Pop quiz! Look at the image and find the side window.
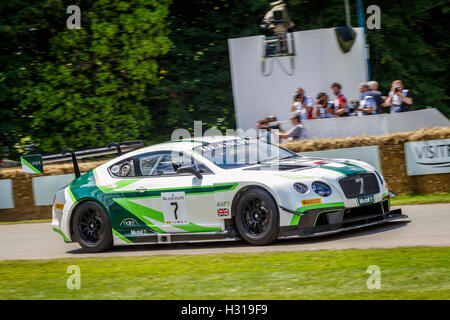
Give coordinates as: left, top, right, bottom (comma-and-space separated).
139, 153, 175, 176
109, 158, 136, 177
135, 151, 212, 177
171, 151, 212, 174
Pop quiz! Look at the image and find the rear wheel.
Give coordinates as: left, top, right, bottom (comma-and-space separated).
235, 188, 279, 245
72, 201, 113, 252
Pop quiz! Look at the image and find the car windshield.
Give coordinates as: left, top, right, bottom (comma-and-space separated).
193, 138, 299, 169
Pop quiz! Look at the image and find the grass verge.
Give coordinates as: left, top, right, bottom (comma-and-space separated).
0, 246, 449, 299
391, 193, 450, 205
0, 219, 51, 225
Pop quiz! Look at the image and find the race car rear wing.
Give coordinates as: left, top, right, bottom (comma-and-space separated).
20, 140, 144, 178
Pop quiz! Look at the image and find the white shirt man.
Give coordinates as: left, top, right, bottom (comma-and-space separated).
293, 96, 313, 120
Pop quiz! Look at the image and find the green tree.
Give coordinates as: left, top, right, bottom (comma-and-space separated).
1, 0, 171, 155
0, 0, 66, 157
145, 0, 268, 143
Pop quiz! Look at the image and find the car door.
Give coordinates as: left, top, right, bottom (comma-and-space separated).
130, 150, 223, 234
102, 156, 156, 239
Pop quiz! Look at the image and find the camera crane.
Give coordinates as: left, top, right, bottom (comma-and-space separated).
260, 0, 296, 76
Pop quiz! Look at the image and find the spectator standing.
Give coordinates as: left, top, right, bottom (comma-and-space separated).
330, 82, 349, 117
291, 87, 313, 120
358, 82, 377, 115
314, 92, 334, 118
384, 80, 413, 113
272, 114, 307, 141
367, 81, 386, 114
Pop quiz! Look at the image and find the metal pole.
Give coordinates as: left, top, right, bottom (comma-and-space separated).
356, 0, 371, 81
345, 0, 351, 27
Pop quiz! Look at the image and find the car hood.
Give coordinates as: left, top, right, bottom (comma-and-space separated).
241, 156, 374, 179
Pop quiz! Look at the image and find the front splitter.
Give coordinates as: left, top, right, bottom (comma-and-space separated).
278, 210, 409, 239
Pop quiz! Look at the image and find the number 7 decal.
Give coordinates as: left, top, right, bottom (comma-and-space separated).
170, 202, 178, 220
161, 192, 188, 225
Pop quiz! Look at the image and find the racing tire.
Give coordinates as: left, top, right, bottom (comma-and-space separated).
72, 201, 113, 253
235, 188, 279, 245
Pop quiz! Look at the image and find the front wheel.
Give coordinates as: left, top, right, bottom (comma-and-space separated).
235, 188, 279, 245
72, 201, 113, 252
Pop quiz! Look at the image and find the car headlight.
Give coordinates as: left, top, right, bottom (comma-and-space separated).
312, 181, 332, 197
293, 183, 308, 194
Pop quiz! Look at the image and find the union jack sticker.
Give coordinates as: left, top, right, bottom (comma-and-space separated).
217, 208, 230, 217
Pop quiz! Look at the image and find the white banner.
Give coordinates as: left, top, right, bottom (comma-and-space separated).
32, 174, 76, 206
0, 179, 14, 210
404, 139, 450, 176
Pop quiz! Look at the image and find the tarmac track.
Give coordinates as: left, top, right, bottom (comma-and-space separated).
0, 204, 449, 260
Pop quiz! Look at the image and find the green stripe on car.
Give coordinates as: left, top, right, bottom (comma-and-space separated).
173, 222, 222, 232
52, 227, 70, 242
314, 210, 342, 227
99, 179, 140, 193
289, 214, 301, 226
296, 202, 345, 214
67, 187, 77, 204
113, 198, 165, 223
319, 163, 366, 176
113, 198, 219, 233
112, 229, 133, 243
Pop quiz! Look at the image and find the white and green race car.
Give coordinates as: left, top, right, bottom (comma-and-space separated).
50, 136, 406, 252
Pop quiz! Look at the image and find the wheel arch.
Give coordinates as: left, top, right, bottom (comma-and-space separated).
231, 184, 280, 219
68, 197, 110, 242
230, 183, 281, 245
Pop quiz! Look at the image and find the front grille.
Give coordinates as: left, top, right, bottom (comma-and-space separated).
338, 173, 379, 199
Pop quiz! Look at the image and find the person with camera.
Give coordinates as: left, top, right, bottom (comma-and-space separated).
272, 114, 307, 141
357, 82, 377, 115
290, 87, 313, 120
314, 92, 334, 118
330, 82, 349, 117
257, 116, 280, 143
384, 80, 413, 113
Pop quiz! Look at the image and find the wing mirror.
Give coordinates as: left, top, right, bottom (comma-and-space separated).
177, 164, 202, 179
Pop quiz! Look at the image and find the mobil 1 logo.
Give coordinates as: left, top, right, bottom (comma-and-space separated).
358, 195, 374, 206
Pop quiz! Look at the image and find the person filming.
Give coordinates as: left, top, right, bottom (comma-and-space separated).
314, 92, 334, 118
384, 80, 413, 113
290, 87, 313, 120
272, 114, 307, 141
